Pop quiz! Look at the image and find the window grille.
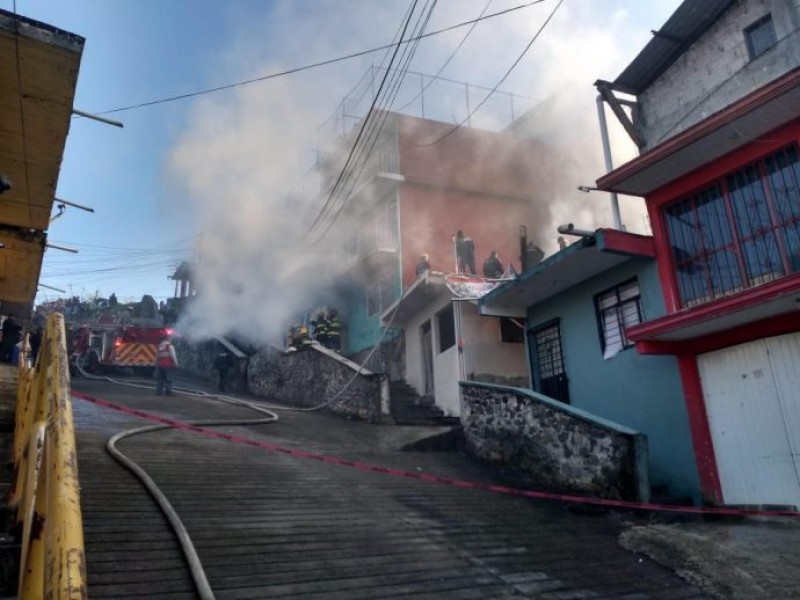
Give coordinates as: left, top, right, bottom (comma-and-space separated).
595, 279, 642, 358
664, 145, 800, 307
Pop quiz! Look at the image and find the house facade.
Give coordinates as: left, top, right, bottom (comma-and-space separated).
323, 112, 554, 358
595, 0, 800, 506
480, 229, 701, 501
382, 271, 527, 417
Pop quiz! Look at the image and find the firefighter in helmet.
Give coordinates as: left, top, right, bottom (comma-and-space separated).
327, 309, 342, 352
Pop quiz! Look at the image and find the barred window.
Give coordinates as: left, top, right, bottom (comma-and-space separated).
664, 145, 800, 307
366, 264, 399, 317
595, 279, 642, 359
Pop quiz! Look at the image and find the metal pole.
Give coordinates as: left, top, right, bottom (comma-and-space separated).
72, 108, 123, 128
596, 95, 623, 230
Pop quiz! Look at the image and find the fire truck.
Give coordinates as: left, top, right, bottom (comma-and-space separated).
71, 295, 171, 375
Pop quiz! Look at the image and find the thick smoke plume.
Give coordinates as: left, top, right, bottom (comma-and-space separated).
166, 0, 679, 344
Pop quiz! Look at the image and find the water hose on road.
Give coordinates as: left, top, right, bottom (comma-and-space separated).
75, 359, 279, 600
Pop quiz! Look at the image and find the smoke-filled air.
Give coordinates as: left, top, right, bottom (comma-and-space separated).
165, 0, 678, 344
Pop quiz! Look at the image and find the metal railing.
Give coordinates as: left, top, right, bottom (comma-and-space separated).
10, 313, 87, 599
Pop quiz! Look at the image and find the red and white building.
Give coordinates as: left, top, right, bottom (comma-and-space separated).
596, 0, 800, 507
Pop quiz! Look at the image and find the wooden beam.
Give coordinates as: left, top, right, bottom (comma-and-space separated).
596, 80, 645, 148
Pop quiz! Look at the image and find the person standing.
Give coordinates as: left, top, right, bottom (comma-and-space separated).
213, 350, 235, 393
455, 230, 476, 275
311, 311, 329, 347
415, 253, 431, 276
327, 310, 342, 352
483, 250, 504, 279
155, 334, 178, 396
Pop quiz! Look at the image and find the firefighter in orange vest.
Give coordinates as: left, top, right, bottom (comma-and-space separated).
156, 334, 178, 396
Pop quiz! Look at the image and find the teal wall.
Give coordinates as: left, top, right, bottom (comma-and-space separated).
526, 258, 700, 501
342, 261, 403, 355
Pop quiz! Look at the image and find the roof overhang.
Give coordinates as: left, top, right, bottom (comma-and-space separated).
479, 229, 655, 313
627, 272, 800, 345
612, 0, 735, 96
0, 10, 84, 318
596, 68, 800, 197
381, 271, 449, 328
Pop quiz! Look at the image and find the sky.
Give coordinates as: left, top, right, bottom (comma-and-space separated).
5, 0, 681, 337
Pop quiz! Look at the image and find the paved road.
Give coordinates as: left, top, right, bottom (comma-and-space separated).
73, 376, 705, 599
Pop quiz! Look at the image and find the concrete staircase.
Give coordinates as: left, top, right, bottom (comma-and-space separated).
389, 380, 460, 426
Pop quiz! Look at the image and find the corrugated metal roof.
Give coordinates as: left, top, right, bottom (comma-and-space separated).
613, 0, 735, 94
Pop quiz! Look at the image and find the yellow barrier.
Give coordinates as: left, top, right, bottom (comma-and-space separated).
11, 313, 87, 599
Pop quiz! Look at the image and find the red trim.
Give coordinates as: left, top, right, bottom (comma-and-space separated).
635, 311, 800, 356
597, 229, 655, 257
648, 120, 800, 207
596, 67, 800, 193
627, 272, 800, 342
676, 355, 723, 504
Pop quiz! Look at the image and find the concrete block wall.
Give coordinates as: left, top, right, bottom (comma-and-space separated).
638, 0, 800, 148
248, 344, 388, 423
461, 381, 649, 502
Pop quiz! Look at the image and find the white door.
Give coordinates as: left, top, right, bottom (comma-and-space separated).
698, 334, 800, 507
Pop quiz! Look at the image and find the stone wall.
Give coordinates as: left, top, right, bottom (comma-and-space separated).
461, 382, 649, 501
173, 338, 248, 393
347, 334, 405, 381
248, 344, 388, 423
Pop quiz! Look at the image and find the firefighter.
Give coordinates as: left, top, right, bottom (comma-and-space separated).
311, 311, 329, 347
327, 310, 342, 352
291, 323, 311, 349
155, 334, 178, 396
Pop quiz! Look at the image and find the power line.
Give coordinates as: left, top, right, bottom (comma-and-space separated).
310, 1, 439, 244
306, 0, 422, 235
309, 0, 435, 240
415, 0, 564, 147
93, 1, 546, 115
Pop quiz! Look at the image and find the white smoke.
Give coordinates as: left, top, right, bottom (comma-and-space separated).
165, 0, 680, 342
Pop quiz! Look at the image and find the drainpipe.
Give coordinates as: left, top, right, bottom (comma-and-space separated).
596, 95, 623, 231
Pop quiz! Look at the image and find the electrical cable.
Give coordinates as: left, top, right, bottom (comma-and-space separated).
307, 0, 421, 235
415, 0, 563, 148
309, 0, 438, 243
93, 1, 547, 116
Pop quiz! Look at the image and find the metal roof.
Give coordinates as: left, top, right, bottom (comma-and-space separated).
0, 9, 84, 317
613, 0, 735, 94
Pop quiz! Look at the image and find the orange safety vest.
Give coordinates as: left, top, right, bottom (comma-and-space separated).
156, 341, 175, 367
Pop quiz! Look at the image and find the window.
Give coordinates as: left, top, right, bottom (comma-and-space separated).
436, 304, 455, 353
500, 317, 524, 344
595, 279, 642, 359
745, 14, 776, 60
663, 145, 800, 307
366, 264, 399, 316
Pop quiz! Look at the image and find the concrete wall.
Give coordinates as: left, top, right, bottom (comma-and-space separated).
638, 0, 800, 149
347, 331, 405, 381
459, 301, 527, 386
248, 344, 387, 423
526, 258, 700, 501
405, 292, 461, 416
461, 382, 649, 501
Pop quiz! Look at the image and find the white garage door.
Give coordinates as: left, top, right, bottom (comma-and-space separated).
698, 332, 800, 507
